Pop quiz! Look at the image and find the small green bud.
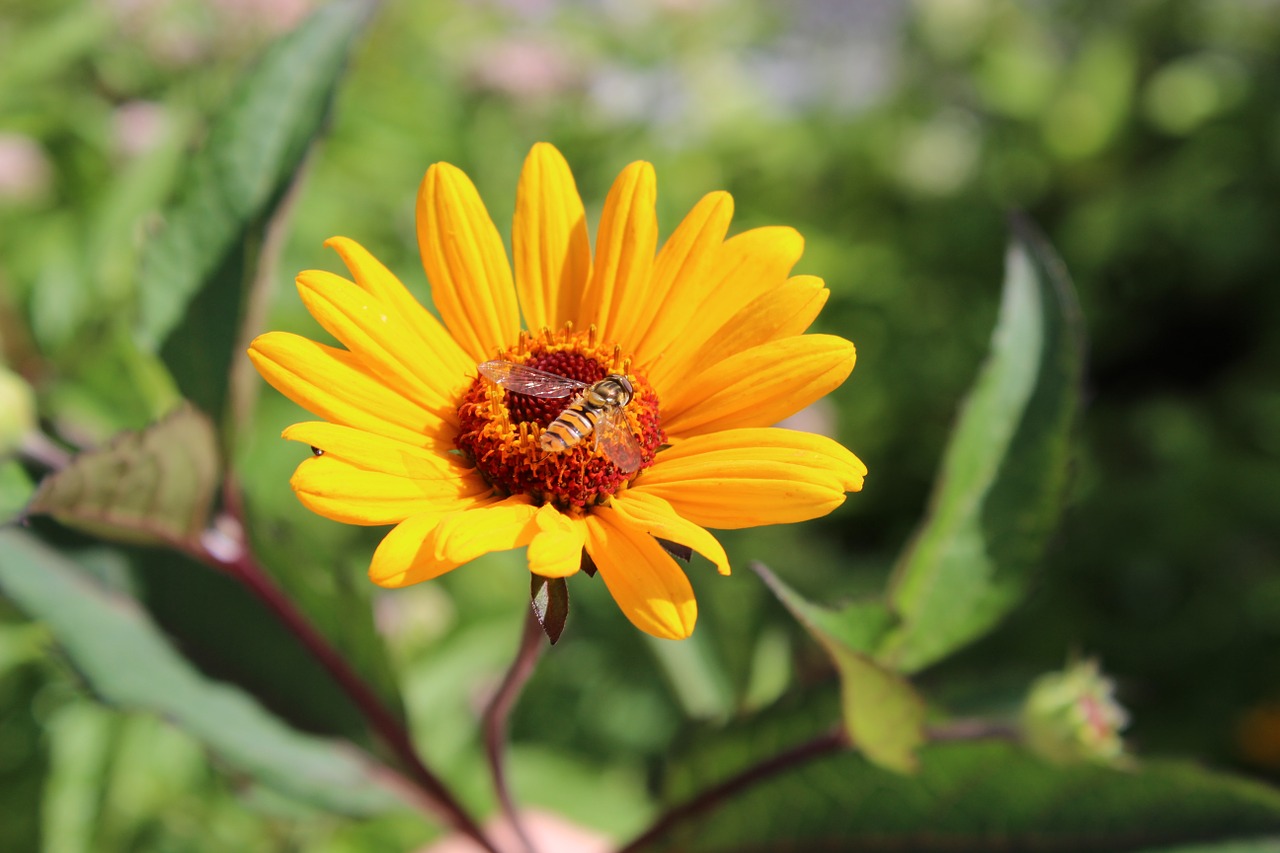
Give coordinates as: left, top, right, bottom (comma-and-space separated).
0, 366, 36, 457
1022, 658, 1129, 765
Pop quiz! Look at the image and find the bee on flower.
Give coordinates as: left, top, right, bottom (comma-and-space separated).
477, 360, 644, 473
248, 143, 865, 640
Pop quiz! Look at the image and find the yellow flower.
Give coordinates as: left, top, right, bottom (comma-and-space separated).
248, 143, 865, 640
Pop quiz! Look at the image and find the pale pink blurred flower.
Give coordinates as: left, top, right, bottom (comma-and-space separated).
113, 100, 169, 160
421, 810, 610, 853
653, 0, 719, 12
0, 133, 52, 204
488, 0, 559, 18
102, 0, 312, 65
213, 0, 312, 36
467, 37, 580, 99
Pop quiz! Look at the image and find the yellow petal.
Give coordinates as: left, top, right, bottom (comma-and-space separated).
513, 143, 592, 332
630, 191, 733, 367
323, 236, 474, 382
609, 490, 731, 576
282, 421, 462, 470
427, 497, 538, 560
662, 335, 856, 438
632, 427, 867, 529
651, 427, 867, 487
366, 491, 524, 584
295, 270, 461, 425
368, 513, 452, 587
576, 161, 657, 344
369, 495, 538, 588
645, 226, 804, 396
289, 453, 490, 526
248, 332, 453, 447
691, 275, 828, 368
416, 162, 520, 362
584, 508, 697, 640
526, 504, 586, 578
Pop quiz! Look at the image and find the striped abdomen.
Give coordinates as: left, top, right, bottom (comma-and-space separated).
539, 375, 633, 453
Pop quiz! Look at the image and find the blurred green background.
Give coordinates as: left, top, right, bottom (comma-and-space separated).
2, 0, 1279, 849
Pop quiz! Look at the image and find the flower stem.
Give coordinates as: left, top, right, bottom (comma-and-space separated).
198, 493, 499, 853
19, 429, 71, 472
926, 716, 1021, 743
481, 607, 546, 853
616, 711, 1026, 852
615, 727, 847, 853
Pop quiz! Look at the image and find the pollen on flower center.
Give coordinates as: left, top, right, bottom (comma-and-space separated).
455, 326, 664, 508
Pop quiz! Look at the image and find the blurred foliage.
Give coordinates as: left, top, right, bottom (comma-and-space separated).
2, 0, 1279, 849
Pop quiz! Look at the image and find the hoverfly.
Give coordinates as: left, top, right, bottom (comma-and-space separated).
478, 360, 644, 473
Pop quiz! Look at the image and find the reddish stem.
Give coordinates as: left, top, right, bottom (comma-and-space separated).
926, 716, 1020, 743
195, 508, 499, 853
615, 727, 847, 853
616, 712, 1024, 852
481, 609, 546, 853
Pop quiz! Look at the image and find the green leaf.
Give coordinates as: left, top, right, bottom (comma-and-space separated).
531, 575, 569, 645
754, 563, 924, 773
26, 405, 219, 547
124, 546, 376, 742
1138, 842, 1280, 853
232, 413, 406, 737
28, 403, 396, 746
0, 661, 47, 852
0, 5, 111, 92
0, 528, 409, 816
880, 219, 1085, 673
135, 0, 371, 420
0, 461, 35, 525
644, 737, 1280, 852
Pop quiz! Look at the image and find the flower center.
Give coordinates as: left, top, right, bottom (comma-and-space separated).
455, 326, 664, 508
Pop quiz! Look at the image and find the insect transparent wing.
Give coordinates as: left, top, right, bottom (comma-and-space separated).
478, 360, 586, 399
593, 406, 644, 473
